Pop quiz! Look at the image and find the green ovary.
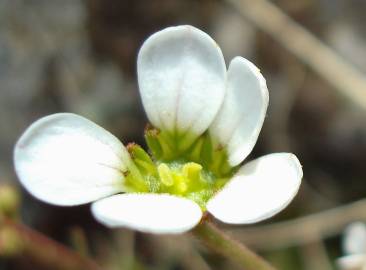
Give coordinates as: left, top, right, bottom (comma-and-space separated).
123, 128, 236, 210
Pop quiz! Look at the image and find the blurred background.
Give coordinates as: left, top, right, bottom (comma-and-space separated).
1, 0, 366, 269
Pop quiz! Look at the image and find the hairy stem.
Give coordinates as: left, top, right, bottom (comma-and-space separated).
193, 220, 276, 270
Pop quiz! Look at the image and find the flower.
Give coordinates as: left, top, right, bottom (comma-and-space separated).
13, 25, 303, 234
337, 222, 366, 270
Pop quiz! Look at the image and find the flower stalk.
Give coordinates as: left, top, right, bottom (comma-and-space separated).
0, 219, 102, 270
193, 219, 276, 270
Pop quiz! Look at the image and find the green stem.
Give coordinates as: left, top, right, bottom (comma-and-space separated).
193, 220, 276, 270
0, 219, 102, 270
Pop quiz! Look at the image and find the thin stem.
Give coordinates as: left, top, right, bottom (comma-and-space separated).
0, 219, 102, 270
193, 219, 276, 270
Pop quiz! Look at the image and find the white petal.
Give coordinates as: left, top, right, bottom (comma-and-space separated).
207, 153, 302, 224
337, 254, 366, 270
137, 25, 226, 144
14, 113, 130, 206
91, 193, 202, 234
343, 222, 366, 255
209, 57, 268, 166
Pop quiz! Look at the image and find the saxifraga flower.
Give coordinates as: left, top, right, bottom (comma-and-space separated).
14, 25, 303, 234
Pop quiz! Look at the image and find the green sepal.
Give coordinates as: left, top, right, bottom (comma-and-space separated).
144, 125, 163, 159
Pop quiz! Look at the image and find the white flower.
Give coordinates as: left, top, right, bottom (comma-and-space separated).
337, 222, 366, 270
13, 25, 303, 234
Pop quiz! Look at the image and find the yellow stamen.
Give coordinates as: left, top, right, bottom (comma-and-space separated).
182, 162, 202, 183
158, 163, 174, 186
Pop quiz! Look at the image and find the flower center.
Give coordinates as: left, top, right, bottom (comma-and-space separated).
122, 127, 237, 209
157, 161, 226, 208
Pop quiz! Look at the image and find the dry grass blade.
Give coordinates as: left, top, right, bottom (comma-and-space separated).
226, 0, 366, 111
